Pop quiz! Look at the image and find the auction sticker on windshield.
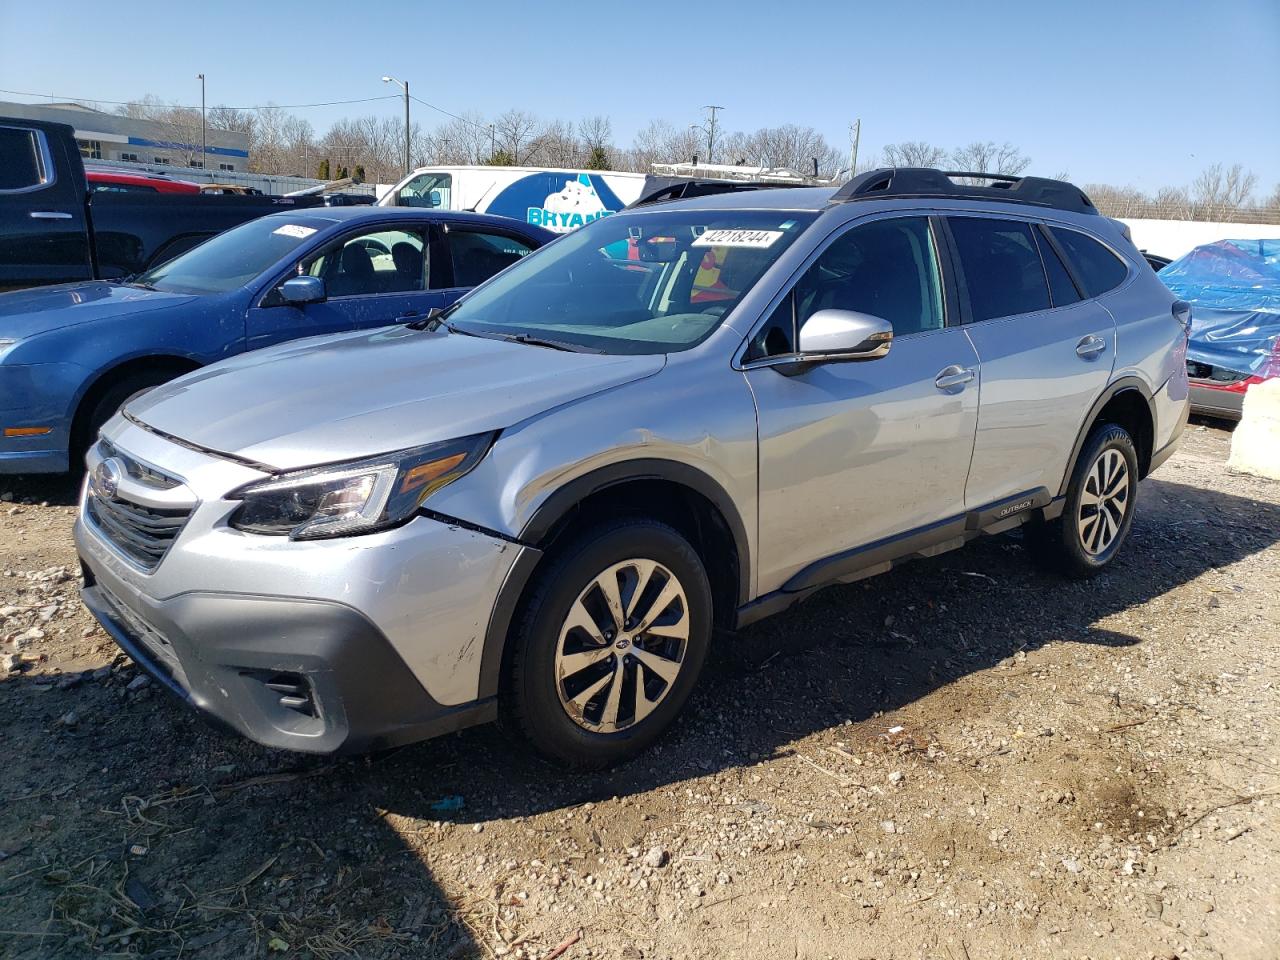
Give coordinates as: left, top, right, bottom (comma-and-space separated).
692, 229, 784, 249
272, 224, 318, 239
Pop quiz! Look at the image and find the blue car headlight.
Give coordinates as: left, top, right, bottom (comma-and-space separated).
228, 432, 495, 539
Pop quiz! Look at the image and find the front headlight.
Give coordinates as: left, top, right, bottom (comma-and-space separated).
228, 432, 495, 539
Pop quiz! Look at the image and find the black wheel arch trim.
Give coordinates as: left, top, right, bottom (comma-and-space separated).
1058, 376, 1156, 497
476, 458, 752, 700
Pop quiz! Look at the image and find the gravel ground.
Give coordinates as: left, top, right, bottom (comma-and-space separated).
1, 422, 1277, 960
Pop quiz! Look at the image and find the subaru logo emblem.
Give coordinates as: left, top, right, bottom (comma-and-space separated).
94, 458, 122, 499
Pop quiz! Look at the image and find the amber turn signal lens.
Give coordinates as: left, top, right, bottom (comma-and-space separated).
399, 453, 466, 495
4, 427, 52, 437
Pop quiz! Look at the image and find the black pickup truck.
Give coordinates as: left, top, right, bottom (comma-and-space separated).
0, 116, 327, 291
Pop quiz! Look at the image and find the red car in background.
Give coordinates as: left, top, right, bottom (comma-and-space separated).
85, 167, 201, 195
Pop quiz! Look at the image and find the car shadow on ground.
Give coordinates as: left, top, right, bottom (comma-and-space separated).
0, 472, 81, 508
1, 476, 1277, 957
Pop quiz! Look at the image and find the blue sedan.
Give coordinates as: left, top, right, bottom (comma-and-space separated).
0, 207, 552, 473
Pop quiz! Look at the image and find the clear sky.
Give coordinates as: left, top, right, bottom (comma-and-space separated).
2, 0, 1277, 195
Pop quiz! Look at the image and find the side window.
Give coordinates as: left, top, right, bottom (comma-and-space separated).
746, 217, 944, 360
948, 217, 1051, 322
448, 230, 534, 288
1048, 227, 1129, 298
0, 127, 48, 192
301, 227, 428, 298
396, 173, 452, 208
1033, 227, 1081, 307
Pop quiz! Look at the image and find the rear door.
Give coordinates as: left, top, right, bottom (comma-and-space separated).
0, 123, 92, 289
246, 222, 452, 350
946, 215, 1117, 508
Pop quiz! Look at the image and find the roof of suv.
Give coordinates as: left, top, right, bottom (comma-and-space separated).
628, 169, 1100, 218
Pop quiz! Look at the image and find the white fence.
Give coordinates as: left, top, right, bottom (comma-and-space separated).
1120, 219, 1280, 261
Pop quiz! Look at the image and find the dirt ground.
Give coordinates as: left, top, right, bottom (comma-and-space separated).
1, 421, 1277, 960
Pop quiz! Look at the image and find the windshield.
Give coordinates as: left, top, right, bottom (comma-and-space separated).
444, 209, 816, 355
395, 172, 452, 208
135, 216, 333, 295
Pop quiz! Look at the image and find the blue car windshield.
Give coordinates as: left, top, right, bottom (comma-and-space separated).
135, 216, 333, 295
444, 209, 817, 355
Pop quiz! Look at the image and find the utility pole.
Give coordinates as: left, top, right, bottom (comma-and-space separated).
849, 118, 861, 177
381, 76, 412, 174
489, 124, 496, 162
196, 74, 206, 168
701, 105, 724, 164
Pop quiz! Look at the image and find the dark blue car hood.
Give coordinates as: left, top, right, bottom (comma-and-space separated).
0, 281, 199, 341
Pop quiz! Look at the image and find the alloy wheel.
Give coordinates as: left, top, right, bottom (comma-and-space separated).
554, 558, 690, 733
1077, 448, 1130, 556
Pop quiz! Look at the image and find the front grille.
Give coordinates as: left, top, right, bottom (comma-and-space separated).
98, 437, 182, 489
87, 493, 191, 571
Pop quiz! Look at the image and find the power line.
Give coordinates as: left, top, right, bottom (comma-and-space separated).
0, 87, 400, 112
407, 93, 488, 131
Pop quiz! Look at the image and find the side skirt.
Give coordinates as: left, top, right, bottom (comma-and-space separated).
735, 488, 1056, 630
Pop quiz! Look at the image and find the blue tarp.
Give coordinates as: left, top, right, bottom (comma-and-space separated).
1159, 239, 1280, 376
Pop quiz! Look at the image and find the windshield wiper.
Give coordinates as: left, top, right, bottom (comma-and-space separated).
496, 332, 604, 353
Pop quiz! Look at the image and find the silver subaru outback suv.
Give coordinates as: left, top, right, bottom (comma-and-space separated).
76, 169, 1190, 767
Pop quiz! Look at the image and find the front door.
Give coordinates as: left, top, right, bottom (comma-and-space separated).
246, 223, 454, 351
744, 215, 981, 594
944, 216, 1117, 508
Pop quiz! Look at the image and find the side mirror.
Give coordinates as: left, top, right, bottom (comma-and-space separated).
279, 275, 326, 305
797, 309, 893, 362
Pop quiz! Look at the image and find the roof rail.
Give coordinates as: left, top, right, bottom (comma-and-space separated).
629, 176, 814, 208
830, 168, 1097, 215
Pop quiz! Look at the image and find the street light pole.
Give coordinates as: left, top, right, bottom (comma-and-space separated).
702, 105, 724, 164
196, 73, 206, 168
381, 76, 411, 175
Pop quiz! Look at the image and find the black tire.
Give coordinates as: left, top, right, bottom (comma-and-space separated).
73, 371, 178, 470
505, 518, 713, 769
1026, 422, 1139, 579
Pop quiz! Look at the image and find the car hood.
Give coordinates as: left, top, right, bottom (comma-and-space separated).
128, 326, 665, 470
0, 281, 198, 341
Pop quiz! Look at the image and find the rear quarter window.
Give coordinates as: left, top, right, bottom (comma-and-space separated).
1048, 227, 1129, 297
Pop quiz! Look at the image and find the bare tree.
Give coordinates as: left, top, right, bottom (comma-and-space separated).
1191, 163, 1258, 218
1083, 183, 1150, 218
882, 141, 948, 168
492, 109, 541, 165
949, 141, 1031, 181
578, 115, 613, 169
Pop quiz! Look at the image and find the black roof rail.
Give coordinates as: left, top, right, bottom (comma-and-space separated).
629, 176, 815, 208
830, 167, 1097, 215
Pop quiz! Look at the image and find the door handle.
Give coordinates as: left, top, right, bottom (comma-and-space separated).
1076, 334, 1107, 359
934, 365, 976, 391
29, 211, 73, 220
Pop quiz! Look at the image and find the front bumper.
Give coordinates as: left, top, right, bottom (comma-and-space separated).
80, 562, 495, 753
74, 418, 529, 753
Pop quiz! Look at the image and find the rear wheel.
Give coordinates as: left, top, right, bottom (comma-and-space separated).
1026, 423, 1139, 578
506, 519, 712, 768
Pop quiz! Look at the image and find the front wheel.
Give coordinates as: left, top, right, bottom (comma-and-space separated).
505, 519, 712, 768
1026, 423, 1139, 578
